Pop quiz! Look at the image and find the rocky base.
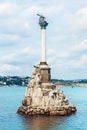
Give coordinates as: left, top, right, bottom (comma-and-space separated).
17, 83, 76, 116
17, 104, 76, 116
17, 65, 76, 116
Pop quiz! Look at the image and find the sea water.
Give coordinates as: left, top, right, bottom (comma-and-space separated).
0, 86, 87, 130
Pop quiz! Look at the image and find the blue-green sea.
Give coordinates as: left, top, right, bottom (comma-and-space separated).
0, 86, 87, 130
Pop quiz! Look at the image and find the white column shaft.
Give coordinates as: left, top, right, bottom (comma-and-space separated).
41, 29, 46, 62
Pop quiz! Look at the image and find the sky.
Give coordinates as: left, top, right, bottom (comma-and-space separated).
0, 0, 87, 80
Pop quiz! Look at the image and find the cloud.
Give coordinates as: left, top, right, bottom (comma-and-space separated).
19, 47, 37, 56
68, 6, 87, 31
0, 2, 19, 16
49, 35, 66, 43
48, 49, 70, 59
71, 39, 87, 51
0, 2, 31, 37
69, 54, 87, 68
23, 4, 64, 17
0, 63, 21, 75
0, 46, 38, 63
0, 46, 39, 76
0, 53, 15, 63
0, 34, 21, 44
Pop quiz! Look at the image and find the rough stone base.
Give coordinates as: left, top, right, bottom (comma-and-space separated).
17, 104, 76, 116
17, 65, 76, 116
17, 83, 76, 116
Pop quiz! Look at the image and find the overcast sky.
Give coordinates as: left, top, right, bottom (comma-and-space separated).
0, 0, 87, 80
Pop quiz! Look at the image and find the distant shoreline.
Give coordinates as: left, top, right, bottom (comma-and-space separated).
0, 83, 87, 87
54, 82, 87, 87
72, 83, 87, 87
0, 76, 87, 87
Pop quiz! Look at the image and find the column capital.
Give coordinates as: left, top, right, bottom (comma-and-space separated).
40, 21, 48, 29
40, 62, 47, 65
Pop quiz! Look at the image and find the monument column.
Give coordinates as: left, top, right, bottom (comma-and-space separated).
37, 14, 48, 64
37, 14, 51, 83
41, 28, 46, 63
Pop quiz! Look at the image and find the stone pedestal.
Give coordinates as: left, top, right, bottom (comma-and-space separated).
39, 62, 51, 83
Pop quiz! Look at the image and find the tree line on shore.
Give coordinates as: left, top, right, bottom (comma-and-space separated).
0, 76, 87, 86
0, 76, 30, 86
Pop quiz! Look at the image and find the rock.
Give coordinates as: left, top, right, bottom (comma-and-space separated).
22, 97, 32, 106
17, 64, 76, 116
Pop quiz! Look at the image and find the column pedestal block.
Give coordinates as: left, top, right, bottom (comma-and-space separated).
39, 62, 51, 83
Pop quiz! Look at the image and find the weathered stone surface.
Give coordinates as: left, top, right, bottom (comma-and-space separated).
39, 63, 51, 83
17, 64, 76, 116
